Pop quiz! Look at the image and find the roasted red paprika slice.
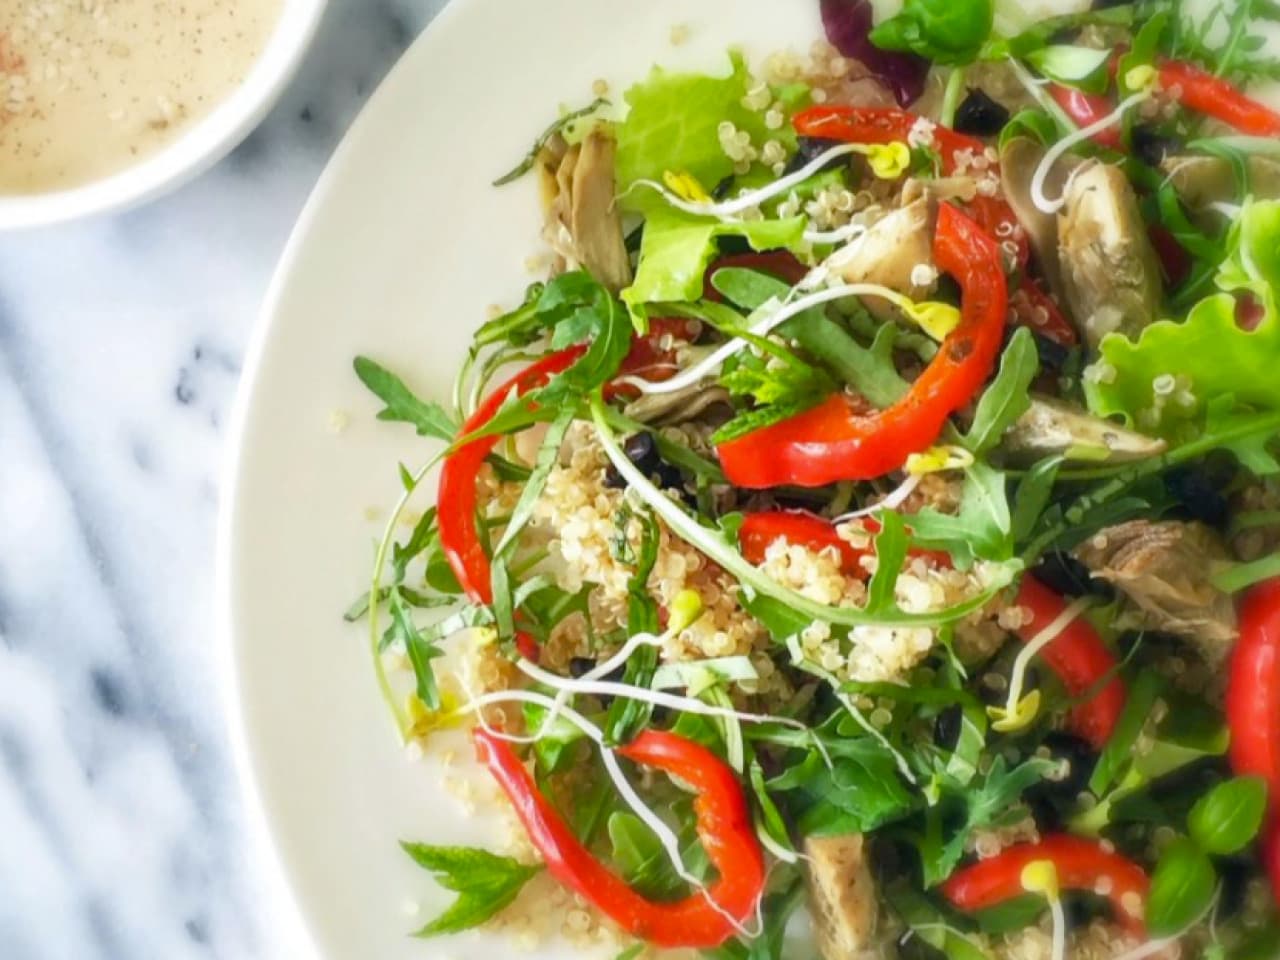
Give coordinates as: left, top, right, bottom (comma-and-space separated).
1227, 578, 1280, 813
438, 349, 584, 608
941, 834, 1149, 935
475, 728, 765, 948
794, 106, 1026, 257
716, 202, 1008, 487
1159, 60, 1280, 137
611, 317, 703, 389
1013, 576, 1126, 749
1048, 85, 1123, 149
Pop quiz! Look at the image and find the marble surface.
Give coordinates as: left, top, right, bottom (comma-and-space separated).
0, 1, 449, 956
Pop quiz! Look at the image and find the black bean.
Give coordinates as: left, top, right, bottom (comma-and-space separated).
783, 136, 848, 176
568, 657, 596, 678
1165, 455, 1236, 527
1031, 552, 1107, 599
623, 432, 661, 474
1217, 853, 1255, 918
954, 89, 1011, 138
934, 705, 964, 750
1132, 125, 1183, 168
603, 465, 626, 489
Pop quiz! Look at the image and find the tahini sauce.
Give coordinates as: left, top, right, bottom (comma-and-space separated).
0, 0, 281, 194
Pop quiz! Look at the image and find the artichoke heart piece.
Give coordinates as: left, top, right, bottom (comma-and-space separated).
999, 395, 1167, 465
1057, 160, 1164, 348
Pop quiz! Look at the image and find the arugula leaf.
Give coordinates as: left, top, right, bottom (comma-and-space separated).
1089, 670, 1165, 796
354, 357, 457, 441
870, 0, 994, 65
392, 507, 439, 582
771, 739, 915, 835
400, 843, 541, 937
865, 510, 908, 615
711, 267, 909, 406
493, 97, 609, 186
605, 509, 662, 743
925, 756, 1056, 887
615, 51, 799, 199
962, 328, 1038, 454
910, 460, 1014, 564
1214, 552, 1280, 593
387, 588, 443, 708
623, 206, 807, 311
1011, 457, 1063, 546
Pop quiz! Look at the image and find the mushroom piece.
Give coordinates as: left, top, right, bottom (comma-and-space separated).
828, 195, 937, 321
1075, 520, 1238, 667
623, 382, 732, 426
999, 395, 1168, 466
1057, 160, 1164, 348
536, 128, 632, 292
805, 834, 879, 960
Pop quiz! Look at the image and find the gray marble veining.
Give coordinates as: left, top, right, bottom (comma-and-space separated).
0, 2, 449, 956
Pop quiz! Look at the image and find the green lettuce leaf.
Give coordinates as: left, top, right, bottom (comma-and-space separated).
622, 206, 807, 310
615, 51, 799, 202
1086, 199, 1280, 436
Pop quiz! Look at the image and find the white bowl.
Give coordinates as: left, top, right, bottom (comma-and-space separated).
0, 0, 328, 231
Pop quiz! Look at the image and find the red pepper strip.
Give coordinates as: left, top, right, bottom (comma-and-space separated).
716, 202, 1008, 488
795, 104, 983, 171
793, 106, 1029, 269
474, 727, 765, 948
1008, 280, 1079, 348
438, 350, 584, 661
438, 349, 584, 608
1227, 578, 1280, 814
703, 251, 809, 302
738, 510, 869, 571
610, 317, 702, 389
737, 510, 951, 573
1013, 576, 1126, 749
941, 834, 1150, 935
1048, 85, 1123, 149
1159, 60, 1280, 137
439, 319, 700, 638
1147, 224, 1192, 290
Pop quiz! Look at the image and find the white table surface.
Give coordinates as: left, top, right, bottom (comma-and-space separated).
0, 2, 448, 956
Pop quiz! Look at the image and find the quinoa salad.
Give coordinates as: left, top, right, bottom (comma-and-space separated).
348, 1, 1280, 957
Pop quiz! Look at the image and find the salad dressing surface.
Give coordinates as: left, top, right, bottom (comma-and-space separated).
0, 0, 281, 195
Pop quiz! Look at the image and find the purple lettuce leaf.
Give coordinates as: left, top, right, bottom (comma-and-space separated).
819, 0, 930, 107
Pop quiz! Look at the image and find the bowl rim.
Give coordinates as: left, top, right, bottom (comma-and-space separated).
0, 0, 330, 231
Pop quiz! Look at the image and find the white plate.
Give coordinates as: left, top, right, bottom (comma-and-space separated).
218, 1, 826, 956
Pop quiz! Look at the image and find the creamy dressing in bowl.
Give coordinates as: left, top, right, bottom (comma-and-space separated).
0, 0, 282, 195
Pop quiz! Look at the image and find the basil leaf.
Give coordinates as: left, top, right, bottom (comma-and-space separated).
870, 0, 994, 65
963, 327, 1038, 454
401, 844, 542, 937
1146, 837, 1217, 938
1188, 777, 1268, 855
354, 357, 458, 441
